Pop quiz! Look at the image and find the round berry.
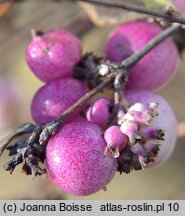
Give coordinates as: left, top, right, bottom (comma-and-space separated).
104, 125, 128, 151
105, 20, 179, 90
46, 121, 117, 196
125, 89, 177, 168
86, 98, 112, 127
31, 78, 89, 124
26, 29, 82, 83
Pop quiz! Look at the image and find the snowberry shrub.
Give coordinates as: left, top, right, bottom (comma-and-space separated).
105, 20, 179, 90
46, 121, 117, 196
26, 29, 82, 83
31, 78, 89, 124
125, 89, 177, 168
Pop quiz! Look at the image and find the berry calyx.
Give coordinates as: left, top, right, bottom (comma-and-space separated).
26, 29, 82, 83
104, 125, 128, 158
123, 89, 177, 169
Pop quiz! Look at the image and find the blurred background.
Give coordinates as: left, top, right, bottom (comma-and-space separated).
0, 0, 185, 200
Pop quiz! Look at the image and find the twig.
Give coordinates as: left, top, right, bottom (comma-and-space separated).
77, 0, 185, 25
0, 23, 181, 176
118, 23, 182, 69
45, 23, 181, 133
38, 23, 181, 145
1, 24, 181, 147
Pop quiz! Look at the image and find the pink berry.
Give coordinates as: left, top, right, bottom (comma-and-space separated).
123, 110, 151, 126
104, 125, 127, 156
46, 121, 117, 196
120, 120, 140, 144
31, 78, 89, 124
86, 98, 112, 127
122, 102, 158, 128
26, 29, 82, 83
105, 20, 179, 90
125, 89, 177, 168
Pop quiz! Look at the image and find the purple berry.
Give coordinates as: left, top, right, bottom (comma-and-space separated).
125, 89, 177, 168
120, 120, 140, 144
86, 97, 112, 127
26, 29, 82, 83
46, 121, 117, 196
104, 125, 128, 158
105, 20, 179, 90
123, 102, 158, 126
31, 78, 89, 124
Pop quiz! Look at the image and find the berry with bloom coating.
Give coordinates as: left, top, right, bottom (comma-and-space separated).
46, 121, 117, 196
104, 125, 128, 158
120, 120, 142, 145
31, 78, 89, 124
125, 89, 177, 168
105, 20, 179, 90
26, 29, 82, 83
126, 102, 158, 125
104, 125, 127, 151
86, 98, 112, 127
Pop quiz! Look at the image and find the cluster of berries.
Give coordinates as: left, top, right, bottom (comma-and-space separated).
0, 19, 179, 196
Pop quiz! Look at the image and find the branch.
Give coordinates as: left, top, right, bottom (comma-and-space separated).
77, 0, 185, 25
36, 23, 182, 147
118, 23, 182, 69
0, 23, 181, 176
47, 23, 181, 132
